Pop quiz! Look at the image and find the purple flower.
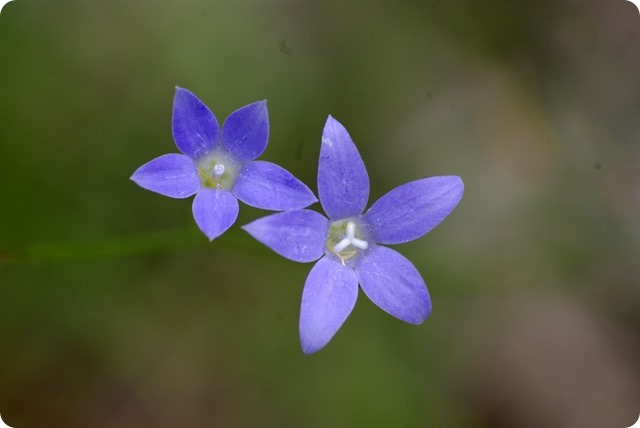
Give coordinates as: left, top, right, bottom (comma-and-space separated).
243, 116, 464, 354
131, 87, 317, 240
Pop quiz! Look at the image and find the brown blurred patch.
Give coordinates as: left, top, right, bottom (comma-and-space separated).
464, 296, 640, 428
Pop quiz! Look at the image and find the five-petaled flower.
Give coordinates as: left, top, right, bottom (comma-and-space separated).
243, 116, 464, 354
131, 87, 317, 240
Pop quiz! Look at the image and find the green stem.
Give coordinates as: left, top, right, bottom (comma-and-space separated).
0, 227, 256, 265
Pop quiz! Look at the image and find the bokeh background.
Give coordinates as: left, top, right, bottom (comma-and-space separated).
1, 0, 639, 426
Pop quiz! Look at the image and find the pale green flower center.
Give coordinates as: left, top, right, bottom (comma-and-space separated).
326, 218, 369, 265
196, 152, 240, 190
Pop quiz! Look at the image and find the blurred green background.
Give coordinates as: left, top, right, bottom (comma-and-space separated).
1, 0, 639, 427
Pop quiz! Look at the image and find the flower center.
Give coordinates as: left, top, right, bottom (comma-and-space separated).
196, 152, 239, 190
326, 219, 369, 265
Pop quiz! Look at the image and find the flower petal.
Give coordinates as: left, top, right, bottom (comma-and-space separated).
299, 256, 359, 354
355, 245, 431, 324
242, 210, 328, 263
232, 161, 317, 211
172, 87, 220, 159
318, 115, 370, 220
192, 188, 239, 241
222, 100, 269, 162
130, 153, 201, 198
364, 176, 464, 245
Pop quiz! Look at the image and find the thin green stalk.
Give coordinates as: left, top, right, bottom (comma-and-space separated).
0, 227, 256, 265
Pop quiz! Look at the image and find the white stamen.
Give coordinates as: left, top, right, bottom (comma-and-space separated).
212, 164, 225, 177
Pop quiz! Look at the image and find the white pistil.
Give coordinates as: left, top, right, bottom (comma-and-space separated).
212, 164, 225, 177
333, 238, 351, 253
346, 221, 355, 238
351, 238, 368, 250
332, 221, 368, 253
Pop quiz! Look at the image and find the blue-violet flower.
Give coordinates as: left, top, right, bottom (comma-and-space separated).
131, 87, 317, 240
243, 116, 464, 354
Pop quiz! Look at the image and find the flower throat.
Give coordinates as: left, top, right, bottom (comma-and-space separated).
326, 219, 369, 265
196, 152, 239, 190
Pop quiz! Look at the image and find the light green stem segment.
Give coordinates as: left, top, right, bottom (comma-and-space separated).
0, 227, 258, 265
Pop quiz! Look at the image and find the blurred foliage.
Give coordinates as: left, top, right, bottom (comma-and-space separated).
0, 0, 639, 427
